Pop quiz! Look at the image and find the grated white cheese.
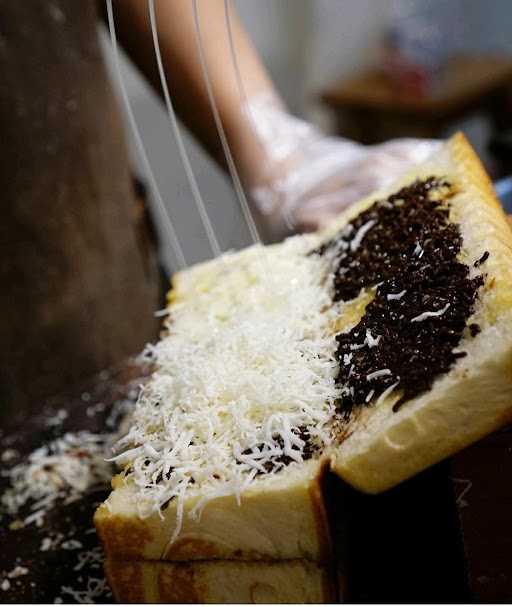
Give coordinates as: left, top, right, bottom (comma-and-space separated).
0, 390, 136, 532
7, 566, 28, 579
1, 402, 132, 603
387, 290, 406, 301
365, 390, 375, 403
376, 381, 401, 405
73, 547, 104, 572
413, 242, 424, 257
154, 308, 170, 318
61, 540, 83, 550
350, 330, 381, 351
45, 409, 68, 427
40, 537, 53, 552
113, 238, 342, 534
350, 342, 366, 351
365, 329, 381, 348
366, 369, 392, 381
86, 402, 106, 418
350, 220, 376, 252
1, 449, 18, 463
60, 577, 110, 604
411, 303, 450, 323
1, 431, 116, 528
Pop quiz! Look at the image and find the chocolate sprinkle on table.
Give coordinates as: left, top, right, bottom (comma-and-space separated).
315, 177, 484, 419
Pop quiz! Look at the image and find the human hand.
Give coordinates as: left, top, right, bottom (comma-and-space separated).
245, 94, 440, 241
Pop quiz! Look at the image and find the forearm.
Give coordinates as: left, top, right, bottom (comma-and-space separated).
103, 0, 275, 183
101, 1, 446, 242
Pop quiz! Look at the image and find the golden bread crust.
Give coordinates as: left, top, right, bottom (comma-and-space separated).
104, 559, 148, 603
94, 459, 332, 562
105, 558, 336, 603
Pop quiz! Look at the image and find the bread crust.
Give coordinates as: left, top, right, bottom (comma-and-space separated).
330, 133, 512, 492
104, 558, 336, 603
94, 459, 333, 562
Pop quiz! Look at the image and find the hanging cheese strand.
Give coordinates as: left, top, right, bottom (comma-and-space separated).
223, 0, 270, 182
148, 0, 222, 259
105, 0, 187, 270
191, 0, 261, 246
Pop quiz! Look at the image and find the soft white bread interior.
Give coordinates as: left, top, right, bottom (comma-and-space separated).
328, 133, 512, 492
104, 558, 336, 603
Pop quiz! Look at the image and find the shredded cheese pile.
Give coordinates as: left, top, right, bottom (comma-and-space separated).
113, 237, 342, 530
1, 390, 138, 531
58, 577, 110, 604
1, 432, 115, 528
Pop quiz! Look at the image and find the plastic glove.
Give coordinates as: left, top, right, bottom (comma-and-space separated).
244, 93, 440, 241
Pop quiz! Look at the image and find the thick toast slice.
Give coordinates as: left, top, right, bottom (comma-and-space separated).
96, 133, 512, 575
104, 558, 336, 603
328, 133, 512, 491
96, 230, 338, 562
95, 459, 331, 561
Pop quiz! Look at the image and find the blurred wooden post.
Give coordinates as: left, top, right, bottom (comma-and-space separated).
0, 0, 161, 417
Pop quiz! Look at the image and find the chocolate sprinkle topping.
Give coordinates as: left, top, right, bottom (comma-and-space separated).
474, 251, 490, 267
316, 177, 484, 419
469, 323, 481, 337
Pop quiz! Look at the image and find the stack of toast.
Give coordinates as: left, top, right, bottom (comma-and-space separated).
95, 134, 512, 603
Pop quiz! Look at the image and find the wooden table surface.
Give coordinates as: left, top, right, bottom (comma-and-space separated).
0, 361, 149, 603
1, 359, 511, 603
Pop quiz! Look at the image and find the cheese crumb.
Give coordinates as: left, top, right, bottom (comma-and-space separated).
411, 303, 450, 323
61, 540, 83, 550
376, 381, 401, 405
45, 409, 68, 427
350, 220, 376, 252
365, 389, 375, 403
1, 449, 18, 463
40, 538, 53, 552
73, 547, 104, 572
366, 369, 392, 381
60, 577, 110, 603
1, 431, 117, 528
7, 566, 28, 579
365, 329, 381, 348
386, 290, 406, 301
